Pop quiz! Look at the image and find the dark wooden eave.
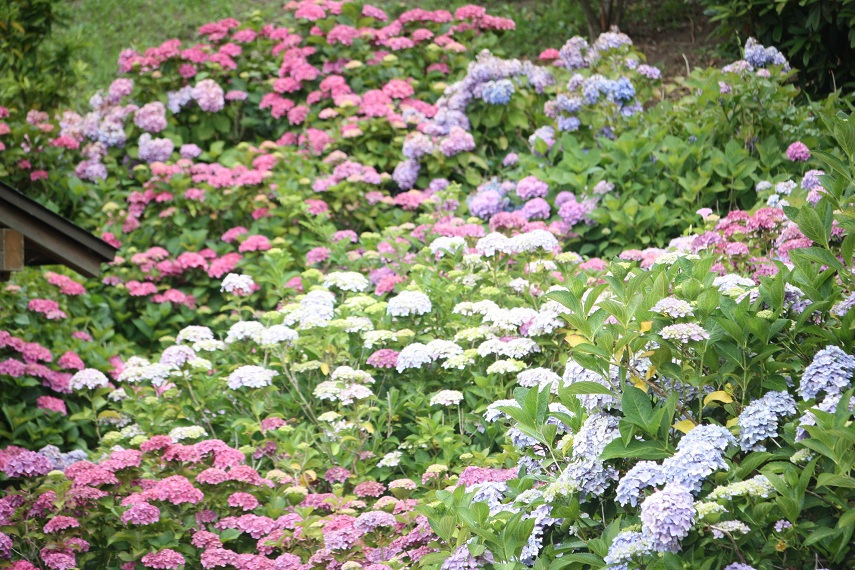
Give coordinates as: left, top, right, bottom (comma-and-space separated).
0, 180, 117, 278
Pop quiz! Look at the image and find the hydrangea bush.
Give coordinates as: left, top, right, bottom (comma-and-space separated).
0, 1, 854, 569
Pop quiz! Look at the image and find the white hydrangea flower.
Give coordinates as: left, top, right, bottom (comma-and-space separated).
227, 365, 277, 389
221, 273, 255, 295
363, 330, 397, 348
517, 368, 562, 390
483, 306, 538, 331
168, 425, 207, 441
225, 320, 265, 344
430, 390, 464, 406
387, 291, 432, 317
331, 366, 375, 384
323, 271, 370, 292
378, 451, 402, 467
487, 359, 527, 375
396, 343, 433, 372
192, 339, 226, 352
429, 236, 466, 257
442, 353, 476, 370
476, 232, 512, 257
425, 339, 464, 360
176, 325, 214, 344
342, 316, 373, 333
478, 338, 541, 358
70, 368, 110, 390
260, 324, 299, 347
509, 278, 530, 293
508, 229, 559, 254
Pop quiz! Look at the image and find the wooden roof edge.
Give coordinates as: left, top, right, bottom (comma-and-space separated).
0, 180, 117, 276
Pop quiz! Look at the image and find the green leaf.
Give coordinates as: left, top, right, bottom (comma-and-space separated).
600, 438, 672, 461
796, 202, 831, 248
621, 386, 654, 432
559, 381, 615, 396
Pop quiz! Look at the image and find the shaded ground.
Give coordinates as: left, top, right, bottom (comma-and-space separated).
623, 0, 726, 80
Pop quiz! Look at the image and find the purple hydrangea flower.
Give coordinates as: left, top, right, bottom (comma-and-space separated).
521, 198, 550, 220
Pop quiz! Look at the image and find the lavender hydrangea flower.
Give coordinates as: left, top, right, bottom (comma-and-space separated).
660, 323, 709, 343
799, 346, 855, 401
663, 424, 735, 493
138, 133, 174, 163
640, 484, 695, 553
468, 190, 506, 219
402, 133, 434, 159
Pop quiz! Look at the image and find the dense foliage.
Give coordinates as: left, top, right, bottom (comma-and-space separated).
0, 1, 853, 569
699, 0, 855, 97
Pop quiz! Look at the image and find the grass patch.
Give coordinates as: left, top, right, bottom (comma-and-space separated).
53, 0, 282, 93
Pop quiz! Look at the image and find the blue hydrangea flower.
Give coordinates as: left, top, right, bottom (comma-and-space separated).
604, 530, 651, 568
737, 391, 796, 452
615, 461, 667, 507
480, 79, 515, 105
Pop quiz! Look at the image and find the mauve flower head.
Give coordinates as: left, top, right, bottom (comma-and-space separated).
141, 548, 185, 569
192, 79, 225, 112
122, 502, 160, 525
43, 516, 80, 533
786, 141, 810, 161
516, 176, 549, 199
134, 102, 167, 132
324, 466, 351, 483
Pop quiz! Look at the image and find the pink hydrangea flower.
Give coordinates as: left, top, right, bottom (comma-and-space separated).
141, 548, 185, 569
306, 247, 331, 264
37, 396, 67, 415
786, 141, 810, 161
